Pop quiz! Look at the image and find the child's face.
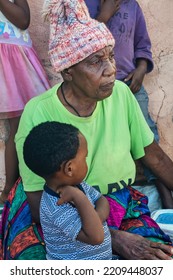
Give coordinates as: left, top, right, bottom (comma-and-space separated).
70, 133, 88, 185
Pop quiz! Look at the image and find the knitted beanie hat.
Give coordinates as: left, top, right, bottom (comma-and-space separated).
42, 0, 115, 72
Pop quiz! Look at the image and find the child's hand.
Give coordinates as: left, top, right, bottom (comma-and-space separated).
101, 0, 121, 16
124, 69, 145, 93
97, 0, 121, 23
57, 185, 84, 206
124, 59, 148, 93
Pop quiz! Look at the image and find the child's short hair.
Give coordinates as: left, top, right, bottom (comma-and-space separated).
23, 121, 80, 177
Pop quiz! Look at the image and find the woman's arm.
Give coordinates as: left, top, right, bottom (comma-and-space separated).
154, 180, 173, 209
141, 141, 173, 208
142, 141, 173, 193
25, 191, 42, 224
0, 0, 30, 29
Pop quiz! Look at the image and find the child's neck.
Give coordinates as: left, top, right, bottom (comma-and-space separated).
45, 177, 76, 193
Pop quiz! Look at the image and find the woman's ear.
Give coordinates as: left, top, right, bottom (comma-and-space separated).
61, 68, 73, 81
63, 160, 73, 177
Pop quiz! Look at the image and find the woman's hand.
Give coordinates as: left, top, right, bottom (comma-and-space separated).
110, 229, 173, 259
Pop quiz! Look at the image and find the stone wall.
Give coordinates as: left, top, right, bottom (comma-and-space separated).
0, 0, 173, 192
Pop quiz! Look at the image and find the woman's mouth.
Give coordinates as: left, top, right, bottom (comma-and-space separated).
100, 81, 115, 91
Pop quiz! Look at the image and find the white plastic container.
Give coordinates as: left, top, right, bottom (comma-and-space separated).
151, 209, 173, 242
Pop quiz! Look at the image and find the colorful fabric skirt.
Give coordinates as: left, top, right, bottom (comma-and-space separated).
105, 185, 172, 244
0, 43, 50, 119
0, 181, 172, 260
0, 178, 46, 260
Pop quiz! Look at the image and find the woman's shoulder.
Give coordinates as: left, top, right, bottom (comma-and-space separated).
113, 80, 128, 89
112, 80, 133, 99
105, 80, 137, 111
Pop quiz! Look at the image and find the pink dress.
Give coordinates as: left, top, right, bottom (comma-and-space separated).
0, 2, 50, 119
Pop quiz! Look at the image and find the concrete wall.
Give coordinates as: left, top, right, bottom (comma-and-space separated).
0, 0, 173, 191
138, 0, 173, 159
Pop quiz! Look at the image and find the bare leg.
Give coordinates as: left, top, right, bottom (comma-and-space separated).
0, 117, 20, 203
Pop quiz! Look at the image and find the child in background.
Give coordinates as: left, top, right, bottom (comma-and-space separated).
0, 0, 50, 203
23, 121, 112, 260
84, 0, 173, 209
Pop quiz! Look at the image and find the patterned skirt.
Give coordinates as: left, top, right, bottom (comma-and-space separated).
0, 178, 46, 260
0, 181, 172, 259
105, 185, 172, 244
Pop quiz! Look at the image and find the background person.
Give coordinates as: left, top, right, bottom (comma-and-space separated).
0, 0, 50, 204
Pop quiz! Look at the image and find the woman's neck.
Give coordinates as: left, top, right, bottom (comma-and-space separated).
57, 82, 97, 117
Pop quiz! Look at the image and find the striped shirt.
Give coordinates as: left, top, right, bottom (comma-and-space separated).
40, 182, 112, 260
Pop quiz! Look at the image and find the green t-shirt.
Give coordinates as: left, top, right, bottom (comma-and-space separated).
15, 81, 154, 194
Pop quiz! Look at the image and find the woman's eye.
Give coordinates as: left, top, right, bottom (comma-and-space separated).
110, 54, 115, 61
91, 59, 101, 65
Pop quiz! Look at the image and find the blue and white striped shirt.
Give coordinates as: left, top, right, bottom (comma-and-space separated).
40, 182, 112, 260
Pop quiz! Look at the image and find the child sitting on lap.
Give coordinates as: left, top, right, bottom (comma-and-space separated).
23, 121, 112, 260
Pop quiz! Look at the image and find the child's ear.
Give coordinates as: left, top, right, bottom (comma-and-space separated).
64, 160, 73, 177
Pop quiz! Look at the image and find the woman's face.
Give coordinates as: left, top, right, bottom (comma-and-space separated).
70, 46, 116, 101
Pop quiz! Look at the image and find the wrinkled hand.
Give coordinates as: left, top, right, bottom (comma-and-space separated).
57, 185, 83, 206
110, 230, 173, 260
98, 0, 121, 22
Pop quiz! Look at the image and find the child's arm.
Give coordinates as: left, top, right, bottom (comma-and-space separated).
0, 0, 30, 29
95, 195, 110, 222
125, 4, 153, 94
57, 185, 104, 245
97, 0, 121, 23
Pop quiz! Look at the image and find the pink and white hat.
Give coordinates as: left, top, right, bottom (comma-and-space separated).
43, 0, 115, 72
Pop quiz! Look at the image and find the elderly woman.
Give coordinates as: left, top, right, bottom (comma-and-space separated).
0, 0, 173, 260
